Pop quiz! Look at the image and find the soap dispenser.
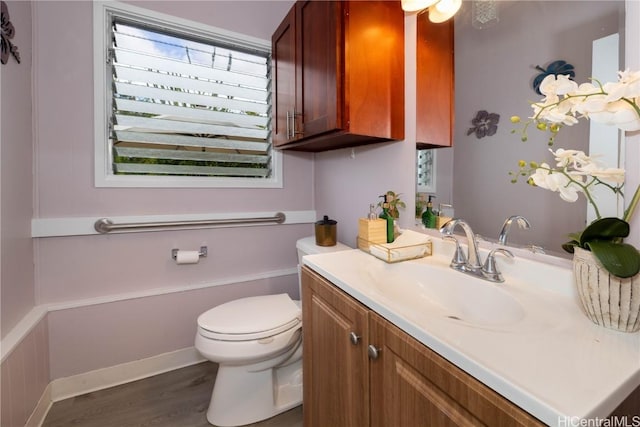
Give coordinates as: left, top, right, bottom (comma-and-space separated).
422, 195, 437, 229
379, 195, 395, 243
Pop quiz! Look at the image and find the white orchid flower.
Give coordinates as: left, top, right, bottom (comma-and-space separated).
529, 71, 639, 131
587, 99, 640, 131
539, 74, 578, 97
581, 164, 625, 184
530, 165, 583, 202
533, 98, 579, 125
514, 69, 638, 222
551, 148, 590, 168
571, 83, 608, 115
549, 149, 624, 183
604, 69, 640, 101
543, 109, 579, 126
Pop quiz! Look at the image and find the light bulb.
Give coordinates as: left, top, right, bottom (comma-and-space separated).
428, 0, 461, 23
401, 0, 439, 13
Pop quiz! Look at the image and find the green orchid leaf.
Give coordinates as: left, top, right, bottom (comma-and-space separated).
585, 240, 640, 278
580, 217, 629, 246
562, 239, 579, 254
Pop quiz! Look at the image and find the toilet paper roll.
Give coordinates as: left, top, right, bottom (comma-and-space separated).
175, 250, 200, 264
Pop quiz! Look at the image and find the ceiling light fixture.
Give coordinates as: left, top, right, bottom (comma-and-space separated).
401, 0, 439, 13
401, 0, 461, 23
428, 0, 462, 23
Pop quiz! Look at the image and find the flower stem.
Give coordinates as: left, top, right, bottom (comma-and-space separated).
537, 165, 603, 219
623, 184, 640, 223
621, 96, 640, 118
580, 176, 602, 219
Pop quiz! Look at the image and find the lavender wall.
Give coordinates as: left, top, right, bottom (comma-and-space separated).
1, 319, 50, 427
2, 0, 638, 424
34, 0, 304, 219
30, 0, 312, 380
314, 14, 418, 246
1, 0, 35, 339
1, 4, 49, 426
314, 0, 637, 254
451, 1, 624, 253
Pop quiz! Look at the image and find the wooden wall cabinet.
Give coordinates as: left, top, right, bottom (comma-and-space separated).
271, 1, 405, 152
301, 266, 545, 427
416, 10, 454, 149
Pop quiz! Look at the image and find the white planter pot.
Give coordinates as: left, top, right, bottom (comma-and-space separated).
573, 247, 640, 333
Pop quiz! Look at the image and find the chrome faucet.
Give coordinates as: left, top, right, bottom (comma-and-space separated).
440, 218, 513, 283
498, 215, 531, 245
440, 218, 483, 274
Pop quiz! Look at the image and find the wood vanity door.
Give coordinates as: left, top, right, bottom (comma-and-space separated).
295, 0, 342, 139
302, 267, 370, 427
416, 9, 454, 148
271, 6, 297, 147
368, 313, 545, 427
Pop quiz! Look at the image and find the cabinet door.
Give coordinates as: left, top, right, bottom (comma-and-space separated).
272, 6, 297, 147
296, 1, 343, 139
369, 313, 545, 427
416, 11, 454, 148
302, 267, 369, 427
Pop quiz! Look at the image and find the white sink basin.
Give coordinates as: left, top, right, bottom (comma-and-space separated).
302, 244, 640, 425
363, 261, 526, 329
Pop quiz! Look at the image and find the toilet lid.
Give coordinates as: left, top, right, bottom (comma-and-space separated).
198, 294, 301, 341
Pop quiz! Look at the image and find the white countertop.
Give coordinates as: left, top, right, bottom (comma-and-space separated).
302, 239, 640, 426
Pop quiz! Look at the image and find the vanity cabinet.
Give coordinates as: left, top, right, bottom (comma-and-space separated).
416, 10, 454, 149
271, 1, 405, 152
301, 266, 545, 427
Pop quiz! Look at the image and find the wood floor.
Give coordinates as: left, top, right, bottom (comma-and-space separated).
42, 362, 303, 427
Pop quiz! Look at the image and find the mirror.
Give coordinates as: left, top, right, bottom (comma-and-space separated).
417, 0, 626, 257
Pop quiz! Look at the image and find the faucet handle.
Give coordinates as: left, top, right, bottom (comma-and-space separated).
482, 248, 514, 283
443, 235, 467, 268
527, 244, 546, 254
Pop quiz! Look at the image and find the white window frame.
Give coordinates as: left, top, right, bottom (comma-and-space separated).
93, 1, 282, 188
416, 149, 436, 194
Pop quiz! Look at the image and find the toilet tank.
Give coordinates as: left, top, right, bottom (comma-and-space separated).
295, 236, 351, 298
296, 236, 351, 264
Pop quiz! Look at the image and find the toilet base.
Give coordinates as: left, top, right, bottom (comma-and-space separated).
206, 357, 302, 426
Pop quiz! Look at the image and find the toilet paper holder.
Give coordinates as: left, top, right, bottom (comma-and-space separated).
171, 246, 208, 261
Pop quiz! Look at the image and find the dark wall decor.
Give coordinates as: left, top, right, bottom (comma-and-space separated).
532, 60, 575, 95
1, 0, 21, 64
467, 110, 500, 139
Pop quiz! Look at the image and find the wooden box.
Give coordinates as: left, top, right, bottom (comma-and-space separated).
358, 218, 387, 249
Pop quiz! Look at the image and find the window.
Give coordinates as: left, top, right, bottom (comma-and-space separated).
93, 2, 281, 188
416, 149, 436, 193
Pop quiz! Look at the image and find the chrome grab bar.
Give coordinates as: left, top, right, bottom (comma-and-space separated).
94, 212, 286, 234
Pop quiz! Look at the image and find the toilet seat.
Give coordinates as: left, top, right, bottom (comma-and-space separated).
198, 294, 301, 342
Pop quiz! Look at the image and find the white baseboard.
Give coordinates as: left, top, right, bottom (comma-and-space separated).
25, 383, 52, 427
25, 347, 206, 426
50, 346, 206, 402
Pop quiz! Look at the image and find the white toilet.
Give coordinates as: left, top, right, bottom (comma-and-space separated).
195, 236, 350, 427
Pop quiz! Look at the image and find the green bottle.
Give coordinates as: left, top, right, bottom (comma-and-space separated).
379, 195, 395, 243
422, 195, 437, 229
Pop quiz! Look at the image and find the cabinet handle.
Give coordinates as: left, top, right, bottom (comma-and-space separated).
367, 345, 381, 360
286, 110, 292, 139
292, 110, 303, 137
349, 332, 361, 345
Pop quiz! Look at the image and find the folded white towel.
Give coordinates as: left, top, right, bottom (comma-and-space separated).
369, 229, 431, 262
